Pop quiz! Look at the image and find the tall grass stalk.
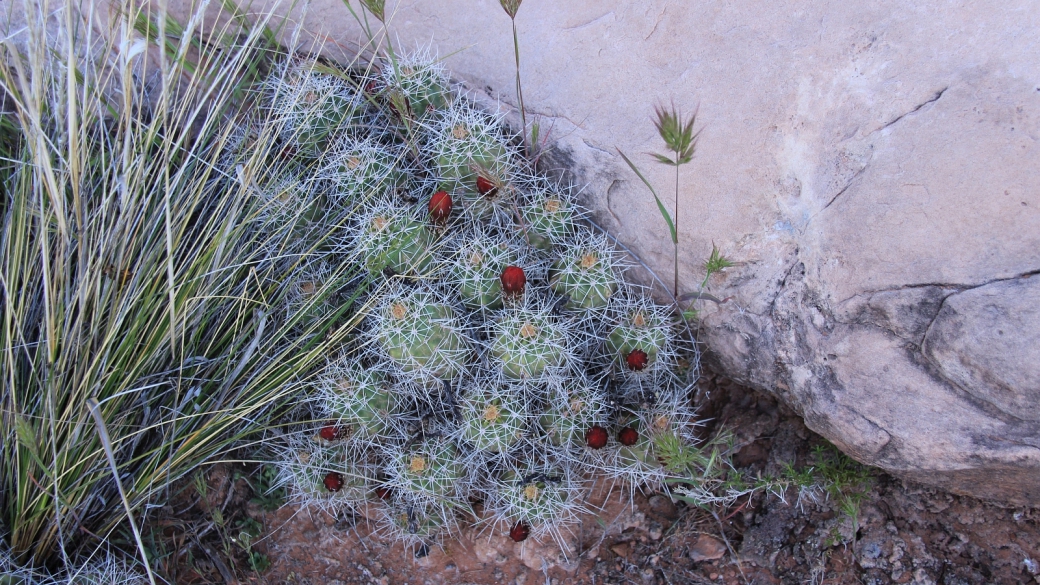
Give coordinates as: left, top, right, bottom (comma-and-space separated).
499, 0, 529, 156
0, 1, 365, 571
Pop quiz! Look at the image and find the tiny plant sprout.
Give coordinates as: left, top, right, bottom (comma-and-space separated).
618, 426, 639, 446
323, 472, 344, 492
319, 425, 340, 441
625, 349, 649, 372
500, 265, 526, 295
428, 190, 452, 223
509, 521, 530, 542
586, 426, 608, 449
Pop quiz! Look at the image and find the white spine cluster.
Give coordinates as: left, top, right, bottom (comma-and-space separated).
484, 448, 587, 549
260, 49, 701, 551
266, 58, 365, 156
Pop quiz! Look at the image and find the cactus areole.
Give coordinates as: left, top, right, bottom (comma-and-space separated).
428, 190, 452, 223
509, 521, 530, 542
500, 265, 526, 295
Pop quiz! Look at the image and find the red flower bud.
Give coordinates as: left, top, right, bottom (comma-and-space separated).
586, 426, 608, 449
625, 349, 649, 372
500, 265, 526, 295
428, 190, 452, 223
319, 425, 340, 441
323, 472, 344, 492
476, 176, 498, 198
509, 521, 530, 542
618, 426, 639, 446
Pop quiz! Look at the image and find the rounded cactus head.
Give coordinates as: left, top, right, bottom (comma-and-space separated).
283, 261, 348, 334
373, 285, 473, 382
447, 229, 527, 310
518, 182, 580, 251
378, 497, 450, 548
634, 389, 700, 443
539, 375, 609, 453
488, 295, 576, 381
387, 435, 467, 504
350, 194, 438, 276
486, 448, 585, 546
319, 137, 410, 206
380, 47, 450, 119
267, 59, 365, 158
275, 431, 372, 510
549, 232, 623, 311
457, 377, 531, 455
603, 292, 678, 377
318, 361, 408, 447
429, 104, 517, 225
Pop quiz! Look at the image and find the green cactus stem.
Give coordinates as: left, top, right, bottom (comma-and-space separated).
355, 200, 437, 276
381, 49, 450, 118
519, 187, 577, 251
604, 300, 672, 375
549, 235, 621, 310
458, 382, 529, 454
376, 287, 472, 381
488, 300, 572, 381
269, 60, 364, 158
390, 437, 466, 501
449, 231, 523, 310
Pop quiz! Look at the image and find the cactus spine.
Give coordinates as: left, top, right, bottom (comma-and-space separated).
374, 286, 472, 382
261, 50, 702, 550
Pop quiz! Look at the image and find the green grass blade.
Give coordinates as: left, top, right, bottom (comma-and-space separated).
617, 148, 677, 244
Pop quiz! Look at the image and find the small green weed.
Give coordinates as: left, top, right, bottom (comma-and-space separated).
783, 443, 873, 546
238, 465, 287, 512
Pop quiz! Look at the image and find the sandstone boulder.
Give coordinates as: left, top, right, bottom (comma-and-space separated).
181, 0, 1039, 504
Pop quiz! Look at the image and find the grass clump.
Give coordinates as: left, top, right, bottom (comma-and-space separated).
0, 2, 367, 579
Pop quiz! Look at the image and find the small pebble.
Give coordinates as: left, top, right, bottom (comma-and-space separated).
709, 573, 718, 580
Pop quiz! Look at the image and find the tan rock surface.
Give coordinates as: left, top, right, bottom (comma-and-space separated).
168, 0, 1039, 502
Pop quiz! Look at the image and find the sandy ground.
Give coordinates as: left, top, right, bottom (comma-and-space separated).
155, 370, 1040, 585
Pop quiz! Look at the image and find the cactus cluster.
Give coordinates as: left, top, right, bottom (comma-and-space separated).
256, 51, 700, 550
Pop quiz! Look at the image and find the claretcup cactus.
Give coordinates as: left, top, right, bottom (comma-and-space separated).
426, 103, 516, 224
381, 47, 451, 119
602, 292, 677, 377
276, 432, 372, 510
284, 261, 346, 333
386, 434, 468, 505
320, 136, 410, 206
267, 58, 366, 157
446, 228, 528, 310
379, 498, 449, 548
518, 183, 579, 251
373, 285, 472, 382
259, 45, 703, 551
549, 232, 623, 311
457, 377, 531, 455
539, 375, 609, 455
485, 448, 585, 546
488, 295, 575, 381
317, 361, 410, 449
351, 194, 438, 276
